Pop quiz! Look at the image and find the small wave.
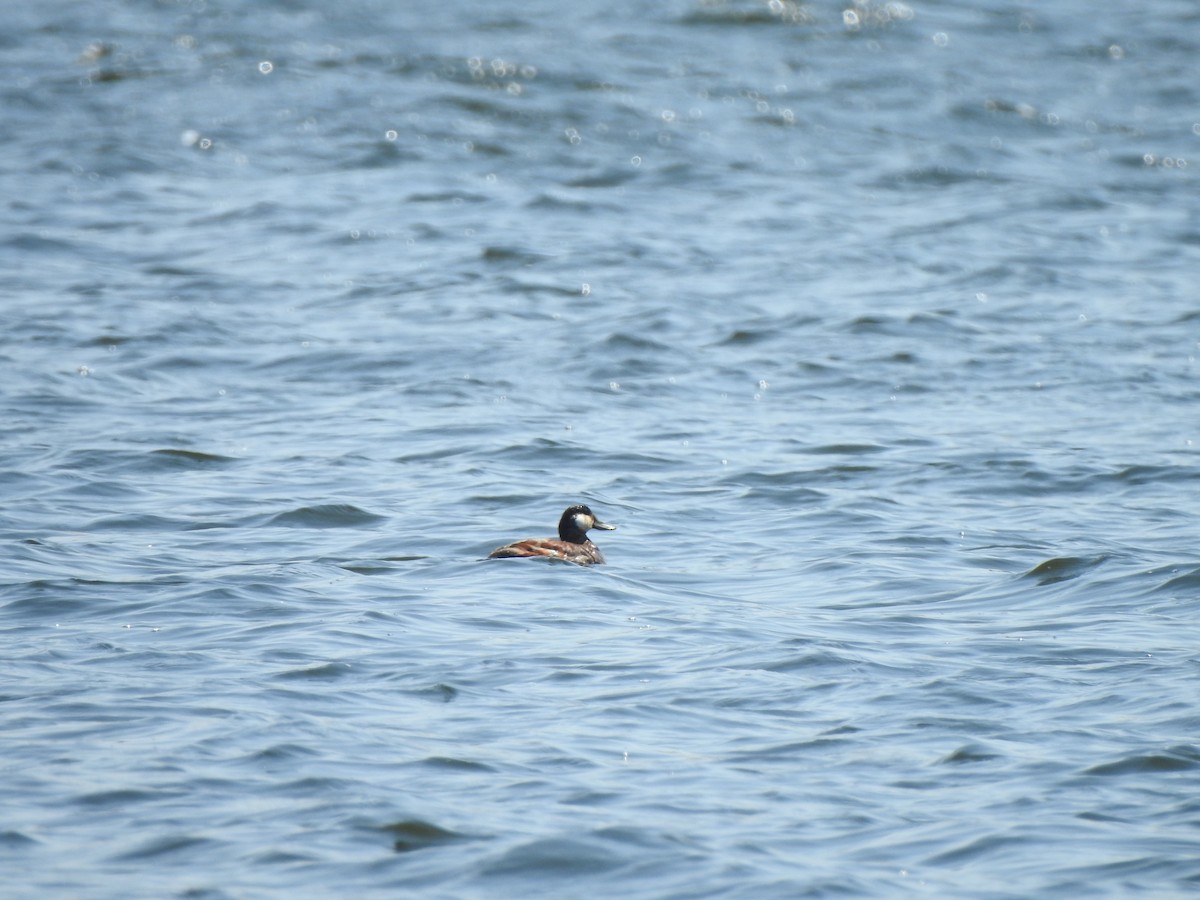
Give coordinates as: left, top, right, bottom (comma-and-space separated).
405, 683, 459, 703
1109, 464, 1200, 487
3, 233, 80, 255
0, 830, 39, 847
384, 819, 479, 854
85, 513, 189, 532
924, 833, 1030, 867
761, 648, 856, 673
480, 836, 624, 877
565, 168, 637, 189
1083, 745, 1200, 776
1023, 555, 1107, 585
804, 442, 888, 455
680, 3, 816, 26
337, 562, 402, 574
603, 332, 671, 352
481, 245, 552, 265
147, 448, 237, 470
937, 743, 1001, 765
1155, 565, 1200, 594
273, 662, 354, 680
717, 328, 777, 346
113, 832, 213, 861
247, 743, 321, 761
74, 788, 168, 808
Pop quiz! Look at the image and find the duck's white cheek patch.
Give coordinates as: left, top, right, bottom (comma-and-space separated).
574, 514, 592, 531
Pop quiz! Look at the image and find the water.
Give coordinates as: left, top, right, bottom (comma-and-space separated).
4, 0, 1200, 895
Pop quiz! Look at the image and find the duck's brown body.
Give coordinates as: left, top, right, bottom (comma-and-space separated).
488, 505, 616, 566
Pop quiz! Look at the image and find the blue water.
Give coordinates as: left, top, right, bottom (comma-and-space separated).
4, 0, 1200, 896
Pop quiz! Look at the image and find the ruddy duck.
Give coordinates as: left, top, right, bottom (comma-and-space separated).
487, 504, 617, 566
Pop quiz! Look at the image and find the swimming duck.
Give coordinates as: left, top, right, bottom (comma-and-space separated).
487, 504, 616, 566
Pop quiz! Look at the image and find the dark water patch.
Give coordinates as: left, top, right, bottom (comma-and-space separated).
714, 317, 822, 345
249, 848, 318, 867
137, 263, 210, 279
1075, 810, 1132, 824
603, 332, 671, 353
1023, 555, 1108, 586
392, 446, 476, 464
189, 201, 290, 226
844, 314, 896, 335
802, 442, 889, 456
404, 190, 490, 204
758, 648, 857, 674
1108, 464, 1200, 487
561, 790, 622, 807
74, 787, 174, 808
680, 4, 814, 26
337, 562, 403, 574
0, 830, 38, 847
526, 192, 621, 213
404, 683, 459, 703
383, 819, 480, 854
246, 743, 321, 762
266, 776, 358, 799
3, 233, 83, 255
492, 276, 595, 301
1083, 745, 1200, 777
113, 832, 215, 862
354, 138, 422, 168
717, 328, 774, 346
480, 245, 552, 266
565, 168, 638, 189
882, 165, 997, 189
267, 504, 385, 529
273, 662, 354, 681
937, 743, 1002, 765
146, 448, 238, 470
80, 333, 137, 349
82, 65, 157, 85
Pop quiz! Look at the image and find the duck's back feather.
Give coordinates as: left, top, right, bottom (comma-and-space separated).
488, 538, 605, 566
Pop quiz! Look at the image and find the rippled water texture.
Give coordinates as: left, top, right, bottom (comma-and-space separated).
4, 0, 1200, 896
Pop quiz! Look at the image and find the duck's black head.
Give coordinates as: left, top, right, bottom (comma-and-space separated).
557, 504, 616, 543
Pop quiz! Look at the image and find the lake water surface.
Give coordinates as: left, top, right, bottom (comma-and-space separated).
4, 0, 1200, 896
